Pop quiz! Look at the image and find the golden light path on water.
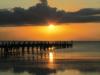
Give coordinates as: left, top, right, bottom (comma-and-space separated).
49, 51, 54, 63
48, 48, 55, 69
48, 46, 55, 63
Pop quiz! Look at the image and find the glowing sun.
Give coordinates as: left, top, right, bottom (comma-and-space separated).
48, 24, 55, 30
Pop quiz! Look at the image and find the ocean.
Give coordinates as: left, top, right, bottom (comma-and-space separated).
0, 41, 100, 75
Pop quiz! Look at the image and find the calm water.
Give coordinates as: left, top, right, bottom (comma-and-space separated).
0, 41, 100, 75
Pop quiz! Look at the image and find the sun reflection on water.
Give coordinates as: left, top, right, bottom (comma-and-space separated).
48, 50, 55, 69
49, 52, 54, 63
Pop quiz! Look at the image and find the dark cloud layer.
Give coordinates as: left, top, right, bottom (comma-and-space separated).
0, 2, 100, 26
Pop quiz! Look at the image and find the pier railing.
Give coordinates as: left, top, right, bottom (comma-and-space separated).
0, 41, 73, 56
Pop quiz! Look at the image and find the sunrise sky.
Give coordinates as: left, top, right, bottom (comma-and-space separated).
0, 0, 100, 41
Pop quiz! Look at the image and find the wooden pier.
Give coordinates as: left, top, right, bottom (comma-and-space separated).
0, 41, 73, 56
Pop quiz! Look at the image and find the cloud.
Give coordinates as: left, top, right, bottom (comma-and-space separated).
0, 2, 100, 26
40, 0, 48, 5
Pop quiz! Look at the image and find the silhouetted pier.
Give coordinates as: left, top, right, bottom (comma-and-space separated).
0, 41, 73, 56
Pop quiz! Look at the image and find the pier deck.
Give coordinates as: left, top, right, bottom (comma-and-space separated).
0, 41, 73, 56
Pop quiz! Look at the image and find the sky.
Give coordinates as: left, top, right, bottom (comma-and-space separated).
0, 0, 100, 41
0, 23, 100, 41
0, 0, 100, 11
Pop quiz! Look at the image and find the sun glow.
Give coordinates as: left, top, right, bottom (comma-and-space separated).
48, 24, 55, 31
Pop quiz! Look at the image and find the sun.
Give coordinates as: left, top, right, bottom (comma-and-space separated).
48, 24, 55, 30
46, 23, 59, 33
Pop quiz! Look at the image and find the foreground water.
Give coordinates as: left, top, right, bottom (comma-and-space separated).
0, 41, 100, 75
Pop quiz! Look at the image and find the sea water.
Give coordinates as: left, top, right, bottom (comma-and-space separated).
0, 41, 100, 75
